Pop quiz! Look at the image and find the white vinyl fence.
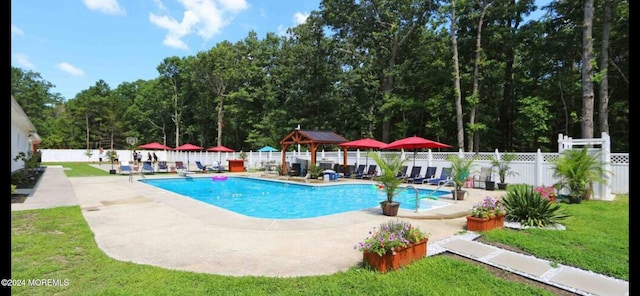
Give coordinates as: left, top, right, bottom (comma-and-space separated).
39, 148, 628, 195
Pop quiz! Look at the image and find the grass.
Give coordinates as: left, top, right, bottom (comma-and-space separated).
12, 206, 561, 296
12, 162, 628, 294
482, 194, 629, 280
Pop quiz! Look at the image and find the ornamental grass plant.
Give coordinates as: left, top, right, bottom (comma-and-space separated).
502, 184, 570, 227
354, 220, 428, 256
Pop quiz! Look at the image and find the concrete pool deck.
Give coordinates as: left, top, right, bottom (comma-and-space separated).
11, 165, 628, 295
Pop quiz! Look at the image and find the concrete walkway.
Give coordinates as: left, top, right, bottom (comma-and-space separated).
12, 166, 628, 296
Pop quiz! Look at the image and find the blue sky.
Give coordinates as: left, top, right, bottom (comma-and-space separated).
11, 0, 548, 101
11, 0, 321, 100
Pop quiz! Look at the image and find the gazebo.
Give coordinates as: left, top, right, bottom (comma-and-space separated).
279, 129, 349, 175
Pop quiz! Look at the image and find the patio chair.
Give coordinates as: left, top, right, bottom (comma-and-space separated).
195, 161, 211, 173
119, 163, 133, 175
412, 166, 438, 184
175, 161, 186, 170
157, 161, 169, 173
210, 161, 225, 173
288, 163, 302, 176
395, 166, 408, 180
405, 166, 422, 183
427, 167, 452, 186
357, 165, 377, 179
141, 161, 155, 174
473, 166, 493, 189
347, 164, 366, 178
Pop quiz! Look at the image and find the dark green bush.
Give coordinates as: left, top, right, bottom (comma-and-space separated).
502, 184, 570, 227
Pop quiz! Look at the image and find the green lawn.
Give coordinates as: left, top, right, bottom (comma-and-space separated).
11, 163, 628, 295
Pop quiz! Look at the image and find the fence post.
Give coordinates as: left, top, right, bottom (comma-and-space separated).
601, 132, 613, 200
535, 149, 543, 187
427, 149, 433, 168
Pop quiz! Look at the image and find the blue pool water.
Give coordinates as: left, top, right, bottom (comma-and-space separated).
142, 177, 452, 219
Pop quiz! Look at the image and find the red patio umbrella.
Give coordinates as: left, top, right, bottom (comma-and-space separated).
339, 138, 387, 169
206, 145, 235, 164
381, 135, 452, 167
206, 145, 234, 152
138, 142, 172, 150
174, 143, 204, 169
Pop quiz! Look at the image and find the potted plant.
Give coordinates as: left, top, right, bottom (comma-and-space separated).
370, 152, 408, 216
489, 153, 518, 190
446, 154, 477, 200
354, 219, 429, 272
105, 150, 118, 174
550, 147, 612, 204
307, 164, 323, 179
466, 196, 506, 231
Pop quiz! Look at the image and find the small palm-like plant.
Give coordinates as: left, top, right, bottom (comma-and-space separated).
551, 147, 612, 203
447, 154, 477, 191
489, 153, 518, 184
370, 152, 408, 203
502, 184, 570, 227
307, 164, 323, 179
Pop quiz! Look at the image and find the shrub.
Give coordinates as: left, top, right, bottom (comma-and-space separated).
502, 184, 570, 227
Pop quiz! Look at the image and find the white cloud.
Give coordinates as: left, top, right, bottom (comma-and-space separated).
13, 53, 35, 69
150, 0, 249, 50
83, 0, 126, 16
293, 12, 309, 25
57, 62, 85, 76
276, 25, 288, 36
11, 25, 24, 38
275, 12, 310, 37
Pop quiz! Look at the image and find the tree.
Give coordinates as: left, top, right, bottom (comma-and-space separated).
321, 0, 437, 142
450, 0, 465, 150
467, 0, 493, 152
157, 56, 190, 146
581, 0, 595, 139
598, 0, 611, 134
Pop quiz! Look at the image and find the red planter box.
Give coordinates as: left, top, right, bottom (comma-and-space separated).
466, 215, 505, 232
362, 239, 428, 272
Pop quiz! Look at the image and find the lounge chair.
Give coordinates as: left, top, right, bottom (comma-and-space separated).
357, 165, 377, 179
175, 161, 186, 170
395, 166, 408, 180
288, 163, 302, 176
157, 161, 168, 173
405, 166, 422, 183
412, 166, 437, 184
427, 167, 452, 186
195, 161, 211, 173
210, 161, 225, 173
119, 162, 133, 175
346, 164, 366, 178
141, 161, 155, 174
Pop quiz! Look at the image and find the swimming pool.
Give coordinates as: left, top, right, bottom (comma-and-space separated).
142, 177, 452, 219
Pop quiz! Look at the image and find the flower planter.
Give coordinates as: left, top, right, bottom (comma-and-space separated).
363, 239, 428, 272
466, 215, 505, 232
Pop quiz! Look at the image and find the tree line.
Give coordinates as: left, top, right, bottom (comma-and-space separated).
11, 0, 628, 153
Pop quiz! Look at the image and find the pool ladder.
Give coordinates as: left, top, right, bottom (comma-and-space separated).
404, 180, 460, 213
400, 185, 421, 213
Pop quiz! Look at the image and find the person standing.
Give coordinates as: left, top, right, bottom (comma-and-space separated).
99, 147, 105, 164
137, 151, 143, 165
147, 152, 152, 163
152, 152, 158, 165
132, 150, 138, 165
